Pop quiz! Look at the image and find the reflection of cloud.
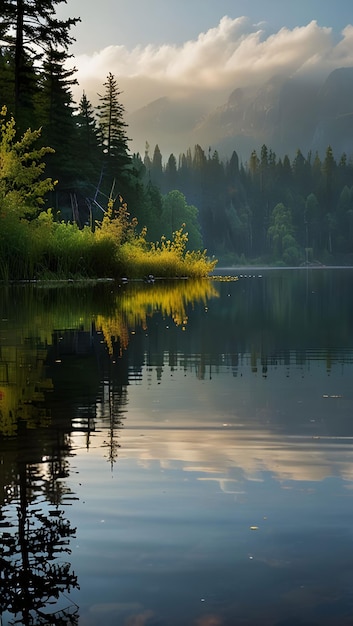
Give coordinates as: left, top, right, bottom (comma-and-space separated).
195, 615, 223, 626
124, 609, 155, 626
71, 17, 353, 113
114, 426, 353, 484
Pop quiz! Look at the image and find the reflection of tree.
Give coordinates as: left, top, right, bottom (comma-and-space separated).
0, 336, 53, 436
0, 301, 80, 625
0, 459, 79, 626
101, 379, 126, 469
96, 278, 218, 355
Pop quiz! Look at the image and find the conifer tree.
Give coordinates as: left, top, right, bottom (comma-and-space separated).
165, 153, 178, 192
95, 72, 133, 208
150, 144, 163, 188
75, 91, 101, 182
0, 0, 79, 130
143, 141, 152, 177
35, 47, 78, 187
97, 72, 130, 168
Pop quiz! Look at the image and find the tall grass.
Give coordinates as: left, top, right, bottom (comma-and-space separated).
0, 204, 217, 282
0, 107, 217, 281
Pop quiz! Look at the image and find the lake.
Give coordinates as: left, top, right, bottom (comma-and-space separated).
1, 268, 353, 626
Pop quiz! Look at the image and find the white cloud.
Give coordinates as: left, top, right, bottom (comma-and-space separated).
71, 16, 353, 113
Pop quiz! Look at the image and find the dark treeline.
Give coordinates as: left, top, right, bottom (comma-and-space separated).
142, 142, 353, 264
1, 0, 353, 264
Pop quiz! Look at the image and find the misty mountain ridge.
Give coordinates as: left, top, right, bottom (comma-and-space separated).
127, 67, 353, 161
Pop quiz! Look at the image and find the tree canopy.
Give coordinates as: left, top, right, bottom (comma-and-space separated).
1, 0, 353, 267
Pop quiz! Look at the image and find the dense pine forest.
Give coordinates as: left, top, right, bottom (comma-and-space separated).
1, 0, 353, 271
143, 142, 353, 265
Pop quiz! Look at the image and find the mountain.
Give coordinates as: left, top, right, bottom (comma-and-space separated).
127, 67, 353, 161
311, 67, 353, 155
127, 96, 208, 157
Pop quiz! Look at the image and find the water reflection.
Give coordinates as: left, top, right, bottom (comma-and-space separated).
0, 279, 219, 624
0, 442, 79, 624
1, 270, 353, 624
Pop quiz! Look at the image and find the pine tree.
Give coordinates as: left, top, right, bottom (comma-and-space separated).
35, 47, 78, 187
150, 144, 163, 188
75, 91, 101, 182
0, 0, 79, 131
97, 72, 130, 168
165, 153, 178, 192
143, 141, 152, 178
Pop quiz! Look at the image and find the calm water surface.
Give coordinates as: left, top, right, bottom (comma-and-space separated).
1, 269, 353, 625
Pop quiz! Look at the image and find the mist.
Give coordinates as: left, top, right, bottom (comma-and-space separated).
70, 16, 353, 157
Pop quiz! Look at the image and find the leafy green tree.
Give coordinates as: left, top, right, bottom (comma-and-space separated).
0, 106, 55, 218
140, 181, 163, 241
161, 190, 203, 250
0, 106, 56, 278
268, 202, 300, 264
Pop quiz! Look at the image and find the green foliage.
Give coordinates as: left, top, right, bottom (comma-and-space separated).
1, 0, 80, 134
161, 190, 203, 250
0, 106, 55, 217
0, 212, 32, 280
3, 0, 353, 267
95, 197, 137, 246
268, 203, 302, 265
97, 72, 130, 165
35, 48, 78, 185
0, 112, 216, 283
122, 224, 216, 278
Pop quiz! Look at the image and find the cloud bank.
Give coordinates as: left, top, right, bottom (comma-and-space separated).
72, 16, 353, 112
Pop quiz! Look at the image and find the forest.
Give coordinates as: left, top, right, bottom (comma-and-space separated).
1, 0, 353, 272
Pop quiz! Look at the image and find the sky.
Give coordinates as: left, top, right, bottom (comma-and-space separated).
59, 1, 353, 53
56, 0, 353, 147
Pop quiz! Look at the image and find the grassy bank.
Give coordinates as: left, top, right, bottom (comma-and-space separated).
0, 202, 217, 282
0, 108, 216, 282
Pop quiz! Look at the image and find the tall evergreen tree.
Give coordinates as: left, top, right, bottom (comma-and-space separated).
0, 0, 79, 131
164, 153, 178, 192
95, 72, 133, 207
75, 91, 101, 182
143, 141, 152, 178
150, 144, 163, 188
35, 47, 78, 188
97, 72, 130, 167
